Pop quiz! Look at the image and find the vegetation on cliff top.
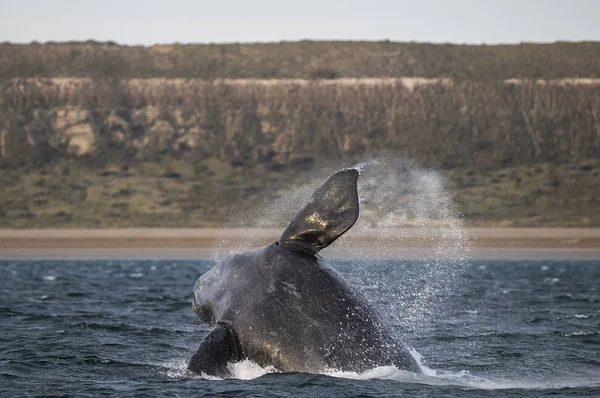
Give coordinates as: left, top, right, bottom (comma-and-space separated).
1, 40, 600, 81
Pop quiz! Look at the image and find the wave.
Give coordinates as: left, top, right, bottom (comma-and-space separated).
163, 348, 600, 390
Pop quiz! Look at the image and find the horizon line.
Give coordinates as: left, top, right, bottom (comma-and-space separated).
2, 38, 600, 48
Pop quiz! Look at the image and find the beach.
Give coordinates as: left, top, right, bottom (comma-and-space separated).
1, 228, 599, 259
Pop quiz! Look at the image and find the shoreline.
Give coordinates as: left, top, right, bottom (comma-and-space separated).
1, 228, 599, 260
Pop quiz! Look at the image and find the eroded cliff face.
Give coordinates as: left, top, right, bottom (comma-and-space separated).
1, 78, 599, 171
1, 78, 599, 228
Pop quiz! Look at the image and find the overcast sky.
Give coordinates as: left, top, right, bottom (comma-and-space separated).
1, 0, 598, 45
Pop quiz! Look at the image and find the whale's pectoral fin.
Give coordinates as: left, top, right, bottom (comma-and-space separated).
187, 323, 243, 377
279, 168, 360, 254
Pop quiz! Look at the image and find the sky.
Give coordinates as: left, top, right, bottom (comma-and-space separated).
1, 0, 599, 46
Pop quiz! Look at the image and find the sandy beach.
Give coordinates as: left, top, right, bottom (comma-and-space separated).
1, 228, 599, 259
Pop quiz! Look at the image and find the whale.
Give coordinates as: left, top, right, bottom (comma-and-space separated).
188, 168, 421, 377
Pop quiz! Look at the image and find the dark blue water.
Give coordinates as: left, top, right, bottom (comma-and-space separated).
1, 258, 599, 397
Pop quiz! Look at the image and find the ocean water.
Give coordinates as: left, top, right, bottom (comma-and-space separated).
1, 258, 599, 397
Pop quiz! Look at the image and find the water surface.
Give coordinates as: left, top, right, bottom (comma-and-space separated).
1, 258, 599, 397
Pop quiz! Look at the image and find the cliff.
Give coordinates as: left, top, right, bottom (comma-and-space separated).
2, 77, 598, 169
1, 77, 599, 228
0, 41, 599, 228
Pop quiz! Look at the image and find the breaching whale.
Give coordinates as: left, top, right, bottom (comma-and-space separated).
188, 168, 421, 376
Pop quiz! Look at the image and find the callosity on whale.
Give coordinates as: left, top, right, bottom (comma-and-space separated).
188, 168, 421, 376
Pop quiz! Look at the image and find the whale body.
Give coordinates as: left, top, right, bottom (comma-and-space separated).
188, 169, 421, 376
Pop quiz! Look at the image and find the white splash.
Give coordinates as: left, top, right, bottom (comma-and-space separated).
228, 359, 279, 380
321, 348, 600, 390
347, 157, 471, 335
165, 358, 190, 378
168, 352, 600, 390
